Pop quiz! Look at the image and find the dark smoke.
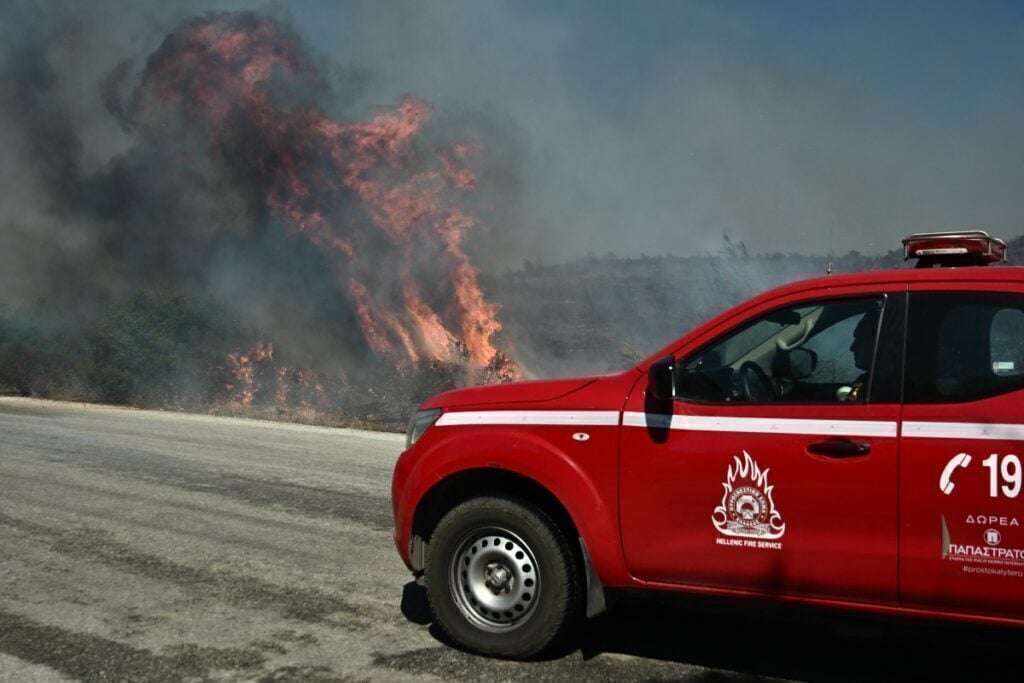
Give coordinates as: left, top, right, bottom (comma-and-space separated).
0, 5, 521, 420
6, 3, 1020, 421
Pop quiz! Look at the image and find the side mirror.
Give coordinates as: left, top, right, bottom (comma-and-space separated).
777, 347, 818, 380
648, 355, 676, 400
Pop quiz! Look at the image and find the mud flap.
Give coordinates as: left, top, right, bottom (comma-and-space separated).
579, 537, 607, 618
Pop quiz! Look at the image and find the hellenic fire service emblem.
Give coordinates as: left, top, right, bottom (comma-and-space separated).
712, 451, 786, 539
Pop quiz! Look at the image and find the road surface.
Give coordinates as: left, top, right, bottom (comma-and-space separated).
0, 397, 1016, 681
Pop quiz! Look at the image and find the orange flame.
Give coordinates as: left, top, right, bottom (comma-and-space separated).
224, 341, 274, 407
224, 341, 329, 409
403, 278, 458, 362
138, 13, 518, 381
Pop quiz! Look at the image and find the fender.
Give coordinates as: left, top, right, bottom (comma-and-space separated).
405, 423, 632, 586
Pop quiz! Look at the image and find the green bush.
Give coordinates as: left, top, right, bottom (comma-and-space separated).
0, 309, 41, 395
81, 292, 240, 405
0, 308, 85, 397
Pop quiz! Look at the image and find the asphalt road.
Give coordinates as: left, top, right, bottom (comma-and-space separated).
0, 397, 1018, 682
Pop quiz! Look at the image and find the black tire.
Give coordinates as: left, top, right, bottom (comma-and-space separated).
424, 496, 580, 659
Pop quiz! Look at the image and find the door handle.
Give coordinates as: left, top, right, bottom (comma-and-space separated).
807, 440, 871, 458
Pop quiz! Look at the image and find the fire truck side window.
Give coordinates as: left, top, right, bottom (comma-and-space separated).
905, 292, 1024, 403
676, 297, 883, 403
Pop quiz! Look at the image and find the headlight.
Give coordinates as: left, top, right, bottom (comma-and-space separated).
406, 408, 442, 449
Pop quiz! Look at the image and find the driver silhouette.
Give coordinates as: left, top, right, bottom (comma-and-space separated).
845, 309, 879, 401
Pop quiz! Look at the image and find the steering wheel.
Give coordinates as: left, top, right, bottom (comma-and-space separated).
738, 361, 774, 402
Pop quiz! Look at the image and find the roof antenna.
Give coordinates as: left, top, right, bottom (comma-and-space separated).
826, 217, 836, 276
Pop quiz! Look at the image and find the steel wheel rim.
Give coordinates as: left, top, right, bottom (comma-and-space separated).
448, 526, 540, 633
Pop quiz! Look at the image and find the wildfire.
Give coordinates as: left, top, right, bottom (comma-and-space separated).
224, 341, 328, 409
224, 341, 274, 408
137, 12, 519, 382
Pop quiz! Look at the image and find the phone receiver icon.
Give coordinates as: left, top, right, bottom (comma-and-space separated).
940, 453, 972, 495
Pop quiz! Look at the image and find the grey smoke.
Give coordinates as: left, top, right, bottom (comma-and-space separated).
295, 0, 1024, 263
2, 0, 1023, 383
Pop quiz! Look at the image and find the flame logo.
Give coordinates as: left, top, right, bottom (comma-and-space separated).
712, 451, 786, 539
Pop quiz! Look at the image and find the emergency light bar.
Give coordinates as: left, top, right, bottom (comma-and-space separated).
902, 230, 1008, 267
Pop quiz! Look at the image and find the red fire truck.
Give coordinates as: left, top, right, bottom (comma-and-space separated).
391, 231, 1024, 658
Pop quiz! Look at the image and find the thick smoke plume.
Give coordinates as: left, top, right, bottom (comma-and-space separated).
132, 14, 516, 378
0, 8, 518, 418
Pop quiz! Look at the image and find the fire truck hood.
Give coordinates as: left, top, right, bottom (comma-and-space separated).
420, 376, 600, 409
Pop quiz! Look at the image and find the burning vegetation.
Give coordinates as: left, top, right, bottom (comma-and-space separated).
134, 14, 518, 380
0, 11, 524, 427
5, 10, 1018, 429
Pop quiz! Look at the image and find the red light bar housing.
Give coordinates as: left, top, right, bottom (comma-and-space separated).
902, 230, 1008, 268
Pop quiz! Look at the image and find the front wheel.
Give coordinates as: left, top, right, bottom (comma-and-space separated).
424, 496, 580, 659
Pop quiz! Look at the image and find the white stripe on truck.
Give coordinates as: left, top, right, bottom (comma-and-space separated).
435, 411, 1024, 441
435, 410, 620, 427
902, 421, 1024, 441
622, 412, 897, 437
